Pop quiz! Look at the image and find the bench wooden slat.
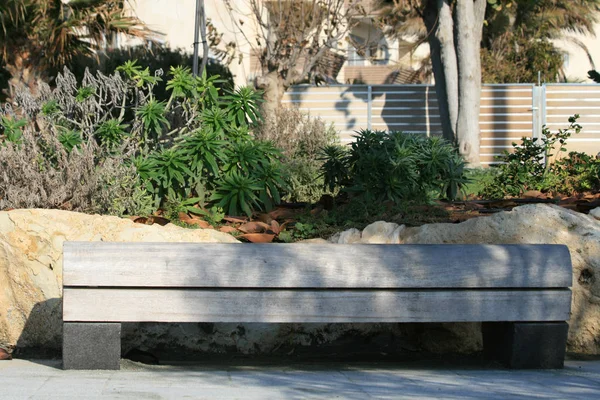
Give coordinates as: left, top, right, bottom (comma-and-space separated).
62, 288, 572, 323
63, 243, 572, 289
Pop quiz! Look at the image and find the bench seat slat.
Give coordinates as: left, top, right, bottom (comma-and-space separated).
62, 288, 572, 323
63, 243, 572, 289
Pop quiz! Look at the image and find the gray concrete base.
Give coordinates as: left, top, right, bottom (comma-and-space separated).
4, 358, 600, 399
63, 322, 121, 370
482, 322, 568, 369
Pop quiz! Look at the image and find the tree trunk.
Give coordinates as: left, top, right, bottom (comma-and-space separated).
424, 0, 486, 167
454, 0, 486, 167
255, 70, 287, 127
425, 0, 459, 143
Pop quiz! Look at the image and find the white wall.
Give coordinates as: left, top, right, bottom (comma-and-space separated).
554, 23, 600, 83
125, 0, 256, 86
126, 1, 432, 85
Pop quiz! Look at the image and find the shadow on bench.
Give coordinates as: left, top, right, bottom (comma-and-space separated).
62, 243, 572, 370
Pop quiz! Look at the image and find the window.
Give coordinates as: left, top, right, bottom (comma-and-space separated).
347, 34, 392, 66
348, 34, 366, 66
347, 45, 365, 66
371, 44, 390, 65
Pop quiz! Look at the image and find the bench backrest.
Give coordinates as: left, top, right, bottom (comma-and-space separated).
62, 242, 572, 324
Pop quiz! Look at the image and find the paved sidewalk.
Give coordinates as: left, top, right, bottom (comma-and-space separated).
1, 358, 600, 399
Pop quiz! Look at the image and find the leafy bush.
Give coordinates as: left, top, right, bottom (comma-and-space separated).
320, 130, 469, 203
284, 159, 328, 204
2, 62, 285, 218
254, 107, 339, 203
93, 158, 157, 217
482, 36, 563, 84
552, 152, 600, 194
479, 115, 599, 198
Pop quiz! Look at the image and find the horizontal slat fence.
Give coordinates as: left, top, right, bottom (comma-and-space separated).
282, 83, 600, 165
545, 84, 600, 158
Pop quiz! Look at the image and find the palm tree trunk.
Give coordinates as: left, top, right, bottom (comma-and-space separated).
4, 53, 44, 98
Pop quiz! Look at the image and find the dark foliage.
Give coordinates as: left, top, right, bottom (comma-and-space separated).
67, 46, 234, 102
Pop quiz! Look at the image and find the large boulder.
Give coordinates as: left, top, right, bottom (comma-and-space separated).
0, 209, 237, 353
334, 204, 600, 354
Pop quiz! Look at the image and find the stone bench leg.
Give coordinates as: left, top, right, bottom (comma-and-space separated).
63, 322, 121, 370
482, 322, 568, 369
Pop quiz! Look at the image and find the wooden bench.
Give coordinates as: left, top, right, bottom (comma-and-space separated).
62, 242, 572, 370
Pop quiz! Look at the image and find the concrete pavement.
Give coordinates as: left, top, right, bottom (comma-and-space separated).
1, 357, 600, 399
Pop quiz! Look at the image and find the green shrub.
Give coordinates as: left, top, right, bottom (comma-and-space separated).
321, 130, 469, 203
93, 159, 157, 217
283, 159, 327, 204
4, 62, 285, 218
0, 115, 26, 144
552, 152, 600, 194
479, 115, 599, 198
131, 66, 284, 216
462, 168, 500, 199
157, 128, 287, 217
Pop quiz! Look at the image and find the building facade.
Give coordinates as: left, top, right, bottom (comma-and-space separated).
123, 0, 427, 87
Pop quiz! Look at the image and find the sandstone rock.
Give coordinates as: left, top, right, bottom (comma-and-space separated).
296, 238, 329, 244
329, 228, 361, 244
120, 321, 446, 360
0, 209, 238, 352
590, 207, 600, 221
360, 221, 405, 244
399, 204, 600, 354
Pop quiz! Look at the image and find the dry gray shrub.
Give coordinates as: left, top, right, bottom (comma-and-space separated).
255, 107, 339, 203
254, 107, 338, 159
0, 124, 145, 214
1, 126, 99, 211
1, 69, 154, 215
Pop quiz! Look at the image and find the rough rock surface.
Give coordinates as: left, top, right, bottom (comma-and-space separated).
590, 207, 600, 221
334, 204, 600, 354
361, 222, 405, 243
329, 228, 362, 244
404, 204, 600, 355
0, 209, 237, 353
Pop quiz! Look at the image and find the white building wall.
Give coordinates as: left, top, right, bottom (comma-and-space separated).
124, 1, 430, 86
554, 23, 600, 83
125, 0, 256, 86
